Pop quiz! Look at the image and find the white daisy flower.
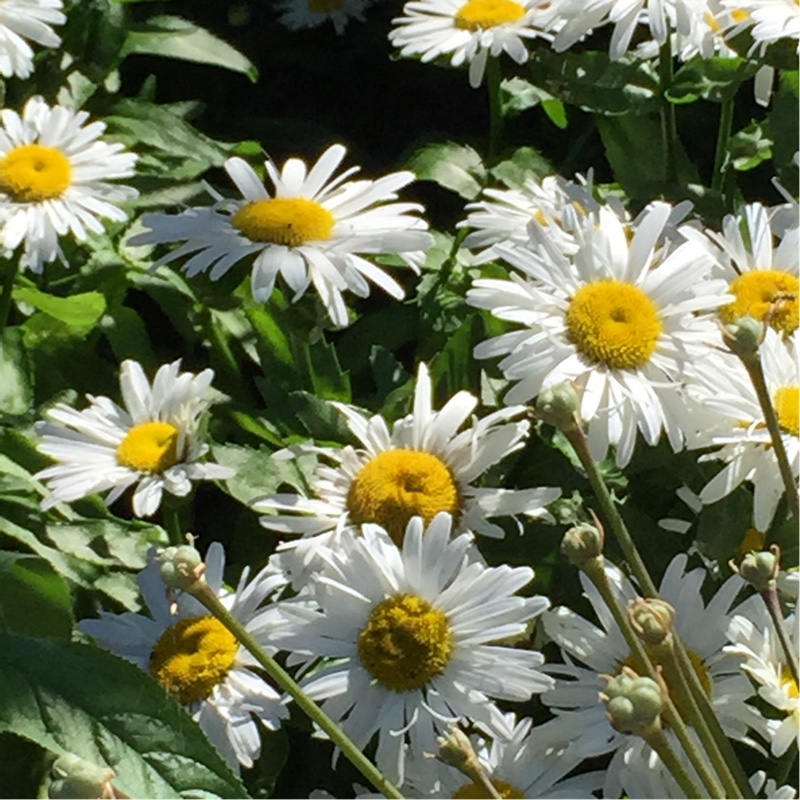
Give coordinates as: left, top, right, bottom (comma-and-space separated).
685, 329, 799, 532
467, 201, 728, 467
276, 0, 372, 34
0, 0, 64, 79
268, 514, 555, 785
80, 542, 289, 770
35, 359, 234, 518
726, 597, 799, 757
683, 201, 798, 338
129, 144, 433, 328
0, 95, 137, 273
539, 554, 767, 797
721, 0, 800, 55
389, 0, 558, 89
253, 362, 560, 584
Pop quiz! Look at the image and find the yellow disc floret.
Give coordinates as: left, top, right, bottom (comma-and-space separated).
149, 615, 239, 704
737, 527, 766, 557
231, 197, 335, 246
454, 0, 526, 30
566, 280, 663, 370
347, 449, 461, 546
116, 421, 180, 473
774, 385, 799, 437
0, 143, 72, 203
781, 665, 799, 700
453, 779, 525, 799
720, 270, 799, 336
358, 593, 453, 692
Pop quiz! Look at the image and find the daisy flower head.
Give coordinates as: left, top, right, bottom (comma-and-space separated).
276, 0, 372, 34
80, 543, 289, 770
467, 201, 728, 467
271, 513, 555, 785
35, 359, 234, 518
0, 0, 64, 78
0, 96, 137, 273
726, 598, 799, 757
388, 0, 558, 89
130, 144, 433, 328
685, 328, 799, 532
253, 361, 561, 584
539, 554, 767, 797
721, 0, 800, 55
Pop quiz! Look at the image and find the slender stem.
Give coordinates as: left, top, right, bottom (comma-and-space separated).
643, 728, 704, 799
191, 586, 404, 800
486, 56, 504, 160
162, 501, 184, 548
0, 257, 19, 333
741, 355, 799, 520
659, 39, 678, 186
582, 560, 725, 798
564, 425, 658, 596
711, 98, 734, 194
761, 586, 800, 687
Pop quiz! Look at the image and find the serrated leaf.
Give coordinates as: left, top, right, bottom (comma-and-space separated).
489, 146, 553, 190
123, 15, 258, 81
408, 142, 486, 199
13, 287, 106, 336
729, 120, 773, 171
0, 633, 248, 799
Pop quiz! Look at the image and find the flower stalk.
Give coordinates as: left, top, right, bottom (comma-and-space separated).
659, 39, 678, 186
486, 56, 504, 159
0, 258, 19, 333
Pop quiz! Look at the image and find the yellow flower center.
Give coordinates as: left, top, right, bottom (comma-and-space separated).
565, 280, 663, 370
781, 665, 799, 700
116, 421, 180, 473
231, 197, 335, 246
621, 648, 711, 724
454, 0, 526, 30
774, 386, 799, 437
358, 593, 453, 692
737, 527, 766, 557
719, 270, 799, 336
0, 143, 72, 203
149, 615, 239, 704
309, 0, 344, 10
347, 450, 461, 546
452, 779, 525, 799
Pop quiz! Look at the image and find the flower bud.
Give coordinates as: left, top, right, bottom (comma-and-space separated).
736, 548, 780, 591
157, 540, 205, 592
722, 316, 764, 359
601, 668, 664, 735
48, 754, 117, 799
629, 598, 675, 647
437, 726, 477, 774
561, 521, 604, 566
535, 382, 581, 430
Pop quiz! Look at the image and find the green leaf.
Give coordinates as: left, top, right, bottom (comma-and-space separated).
668, 56, 760, 104
0, 553, 73, 639
769, 70, 800, 188
288, 391, 352, 443
408, 142, 486, 199
13, 287, 106, 336
123, 15, 258, 81
304, 336, 351, 403
729, 120, 773, 171
0, 633, 248, 799
500, 78, 568, 128
0, 328, 33, 416
489, 146, 553, 190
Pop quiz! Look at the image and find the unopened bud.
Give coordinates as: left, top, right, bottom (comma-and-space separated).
734, 547, 780, 591
535, 382, 581, 430
722, 316, 764, 359
600, 667, 664, 735
48, 754, 118, 799
436, 725, 500, 800
629, 598, 675, 647
157, 538, 205, 592
561, 522, 604, 566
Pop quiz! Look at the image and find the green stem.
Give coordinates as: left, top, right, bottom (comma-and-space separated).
582, 560, 725, 798
486, 56, 504, 160
741, 355, 800, 521
761, 586, 800, 687
162, 501, 184, 547
192, 585, 404, 800
711, 98, 734, 194
0, 257, 19, 333
644, 728, 704, 799
659, 39, 678, 186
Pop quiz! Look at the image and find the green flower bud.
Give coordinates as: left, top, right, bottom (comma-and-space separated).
738, 550, 779, 591
157, 540, 205, 591
629, 598, 675, 647
48, 754, 115, 799
601, 670, 664, 735
722, 315, 764, 359
535, 382, 581, 430
561, 522, 604, 566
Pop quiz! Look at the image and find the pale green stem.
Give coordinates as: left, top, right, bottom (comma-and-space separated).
761, 585, 800, 687
712, 98, 734, 194
582, 559, 726, 798
740, 354, 799, 520
486, 56, 504, 160
190, 585, 404, 800
659, 39, 678, 185
0, 257, 19, 333
643, 728, 704, 799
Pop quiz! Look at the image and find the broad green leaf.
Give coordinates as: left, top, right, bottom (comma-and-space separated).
13, 288, 106, 336
408, 142, 486, 199
123, 15, 258, 81
0, 633, 248, 799
289, 391, 352, 443
304, 335, 351, 403
0, 553, 73, 639
0, 328, 33, 416
729, 120, 773, 171
489, 146, 553, 190
500, 78, 568, 128
668, 56, 759, 104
